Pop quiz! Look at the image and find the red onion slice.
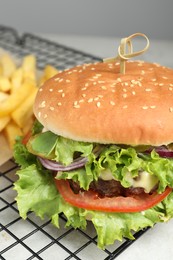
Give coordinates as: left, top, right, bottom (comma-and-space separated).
38, 145, 103, 172
38, 156, 88, 171
145, 146, 173, 158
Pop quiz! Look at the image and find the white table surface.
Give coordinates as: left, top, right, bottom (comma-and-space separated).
37, 34, 173, 259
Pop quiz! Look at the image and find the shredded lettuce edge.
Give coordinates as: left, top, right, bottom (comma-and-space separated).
13, 122, 173, 249
13, 161, 173, 249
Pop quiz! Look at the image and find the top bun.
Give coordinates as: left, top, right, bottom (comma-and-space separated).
34, 60, 173, 146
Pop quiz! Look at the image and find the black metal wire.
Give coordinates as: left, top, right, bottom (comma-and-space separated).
0, 25, 148, 260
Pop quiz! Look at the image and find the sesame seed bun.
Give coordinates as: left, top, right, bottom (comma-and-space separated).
34, 61, 173, 146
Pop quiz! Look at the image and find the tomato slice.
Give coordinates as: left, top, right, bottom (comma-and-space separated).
55, 179, 172, 213
22, 130, 32, 145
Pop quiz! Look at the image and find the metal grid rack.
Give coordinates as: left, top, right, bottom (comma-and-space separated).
0, 25, 148, 260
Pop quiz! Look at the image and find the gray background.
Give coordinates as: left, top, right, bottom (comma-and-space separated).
0, 0, 172, 40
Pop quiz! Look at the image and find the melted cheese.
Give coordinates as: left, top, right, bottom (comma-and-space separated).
100, 169, 158, 193
132, 171, 158, 193
100, 169, 115, 181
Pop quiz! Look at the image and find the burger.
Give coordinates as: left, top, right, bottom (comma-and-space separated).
14, 39, 173, 249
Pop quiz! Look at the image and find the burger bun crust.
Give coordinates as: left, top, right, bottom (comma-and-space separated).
34, 61, 173, 146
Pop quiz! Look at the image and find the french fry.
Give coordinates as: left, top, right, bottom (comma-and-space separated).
11, 87, 37, 128
0, 76, 11, 92
11, 67, 23, 93
0, 51, 59, 150
44, 64, 58, 79
22, 116, 35, 135
0, 91, 9, 102
39, 64, 59, 85
22, 54, 36, 82
0, 116, 10, 131
3, 120, 22, 149
0, 53, 16, 78
0, 79, 36, 117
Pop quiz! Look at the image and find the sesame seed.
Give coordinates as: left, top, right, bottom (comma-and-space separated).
98, 95, 103, 98
169, 107, 173, 112
57, 102, 62, 106
131, 80, 136, 84
50, 106, 55, 111
85, 83, 89, 87
91, 67, 95, 70
123, 93, 127, 98
151, 78, 157, 82
38, 112, 41, 118
110, 101, 115, 106
54, 77, 60, 81
123, 88, 127, 92
98, 81, 105, 84
111, 89, 115, 93
96, 102, 101, 107
93, 82, 97, 85
66, 79, 71, 83
141, 70, 145, 75
79, 99, 84, 103
94, 97, 99, 101
79, 70, 83, 73
169, 87, 173, 91
74, 101, 78, 106
142, 106, 148, 110
39, 101, 46, 107
39, 88, 43, 92
62, 93, 65, 98
150, 105, 156, 109
59, 78, 63, 82
88, 98, 93, 103
74, 105, 80, 108
162, 76, 168, 79
117, 78, 122, 82
49, 88, 53, 92
44, 114, 48, 118
67, 71, 72, 74
159, 83, 164, 86
123, 105, 128, 109
145, 88, 152, 92
132, 91, 136, 95
154, 63, 161, 67
81, 87, 87, 91
58, 89, 63, 93
82, 94, 86, 97
101, 86, 107, 90
170, 84, 173, 87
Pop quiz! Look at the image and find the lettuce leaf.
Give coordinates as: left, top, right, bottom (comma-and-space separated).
13, 125, 173, 249
14, 159, 173, 249
27, 130, 93, 165
23, 123, 173, 193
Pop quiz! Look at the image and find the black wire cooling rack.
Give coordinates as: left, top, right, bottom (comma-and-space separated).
0, 25, 149, 260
